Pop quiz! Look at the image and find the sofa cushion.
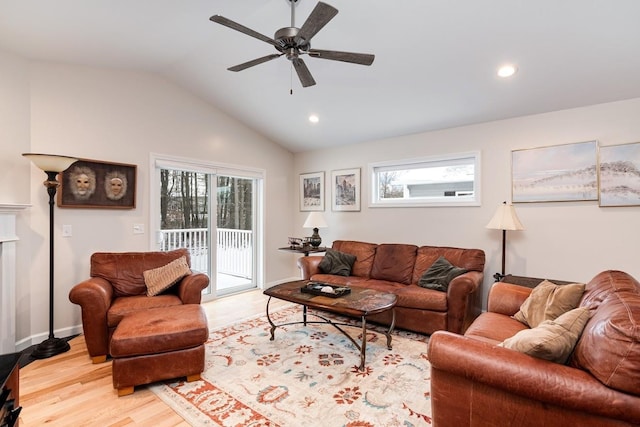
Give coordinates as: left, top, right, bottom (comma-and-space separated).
570, 270, 640, 396
464, 312, 530, 345
91, 249, 190, 297
500, 307, 591, 364
332, 240, 377, 278
144, 255, 191, 296
513, 280, 585, 328
418, 256, 468, 292
369, 244, 417, 284
318, 249, 356, 276
394, 284, 448, 311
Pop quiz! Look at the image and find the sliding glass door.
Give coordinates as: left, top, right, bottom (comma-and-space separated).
152, 155, 263, 299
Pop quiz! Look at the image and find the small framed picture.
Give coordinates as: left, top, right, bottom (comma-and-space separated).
58, 158, 137, 209
300, 171, 324, 211
331, 168, 361, 211
599, 142, 640, 207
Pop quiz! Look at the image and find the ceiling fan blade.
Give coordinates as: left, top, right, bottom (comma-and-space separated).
210, 15, 280, 48
292, 58, 316, 87
294, 2, 338, 45
228, 54, 283, 72
308, 49, 375, 66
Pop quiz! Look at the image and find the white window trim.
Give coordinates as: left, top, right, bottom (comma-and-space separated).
368, 151, 481, 208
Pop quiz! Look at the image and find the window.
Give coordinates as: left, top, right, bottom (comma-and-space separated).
369, 152, 481, 207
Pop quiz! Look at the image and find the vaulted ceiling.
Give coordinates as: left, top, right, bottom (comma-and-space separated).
2, 1, 640, 152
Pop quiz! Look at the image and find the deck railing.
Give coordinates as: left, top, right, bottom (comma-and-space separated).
159, 228, 253, 279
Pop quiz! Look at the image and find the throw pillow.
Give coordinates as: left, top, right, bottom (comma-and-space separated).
499, 307, 591, 364
418, 256, 468, 292
513, 280, 585, 328
143, 255, 191, 296
318, 249, 357, 276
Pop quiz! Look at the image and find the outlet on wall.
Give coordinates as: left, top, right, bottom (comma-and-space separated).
62, 224, 72, 237
133, 223, 145, 234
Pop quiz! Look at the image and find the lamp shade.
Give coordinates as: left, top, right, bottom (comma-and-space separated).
486, 202, 524, 231
23, 153, 77, 173
303, 212, 328, 229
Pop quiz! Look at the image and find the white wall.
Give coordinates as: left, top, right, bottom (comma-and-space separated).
4, 46, 640, 347
294, 98, 640, 308
2, 54, 297, 349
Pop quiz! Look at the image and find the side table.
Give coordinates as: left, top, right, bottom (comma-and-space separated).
278, 246, 327, 257
1, 352, 21, 426
500, 274, 573, 288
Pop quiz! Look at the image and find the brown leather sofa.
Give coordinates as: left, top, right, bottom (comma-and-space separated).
69, 249, 209, 363
428, 270, 640, 426
297, 240, 485, 335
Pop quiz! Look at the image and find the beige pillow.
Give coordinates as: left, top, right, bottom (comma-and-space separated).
500, 307, 591, 363
143, 256, 191, 296
513, 280, 585, 328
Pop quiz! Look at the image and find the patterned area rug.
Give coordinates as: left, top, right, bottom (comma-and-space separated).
150, 306, 432, 426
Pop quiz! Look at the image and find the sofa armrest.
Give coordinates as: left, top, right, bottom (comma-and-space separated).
446, 270, 483, 334
69, 277, 114, 360
487, 281, 532, 316
297, 256, 323, 280
175, 272, 210, 304
428, 331, 640, 424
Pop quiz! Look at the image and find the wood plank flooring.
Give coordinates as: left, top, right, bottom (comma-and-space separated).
18, 289, 289, 426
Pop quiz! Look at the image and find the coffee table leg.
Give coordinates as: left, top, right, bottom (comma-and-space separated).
385, 308, 396, 350
303, 305, 307, 326
266, 297, 276, 341
359, 315, 367, 371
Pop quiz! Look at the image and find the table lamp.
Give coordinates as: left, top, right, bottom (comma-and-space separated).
303, 212, 327, 247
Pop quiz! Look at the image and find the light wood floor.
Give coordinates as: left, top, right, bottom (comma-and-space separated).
18, 289, 289, 427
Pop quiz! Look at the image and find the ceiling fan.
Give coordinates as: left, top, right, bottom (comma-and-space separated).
210, 0, 375, 88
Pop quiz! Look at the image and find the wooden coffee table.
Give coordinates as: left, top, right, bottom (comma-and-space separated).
263, 280, 397, 370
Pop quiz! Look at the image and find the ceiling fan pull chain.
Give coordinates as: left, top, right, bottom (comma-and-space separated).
290, 63, 294, 95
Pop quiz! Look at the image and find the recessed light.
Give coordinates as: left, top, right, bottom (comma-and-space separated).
497, 64, 517, 78
309, 114, 319, 123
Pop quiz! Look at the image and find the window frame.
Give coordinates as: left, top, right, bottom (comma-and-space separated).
368, 151, 481, 208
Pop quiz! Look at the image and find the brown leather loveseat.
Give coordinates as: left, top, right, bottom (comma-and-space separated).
428, 270, 640, 426
69, 249, 209, 363
297, 240, 485, 335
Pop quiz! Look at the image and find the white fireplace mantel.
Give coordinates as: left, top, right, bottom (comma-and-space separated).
0, 203, 29, 354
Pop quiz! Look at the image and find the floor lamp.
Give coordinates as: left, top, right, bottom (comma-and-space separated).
23, 153, 78, 359
486, 201, 524, 282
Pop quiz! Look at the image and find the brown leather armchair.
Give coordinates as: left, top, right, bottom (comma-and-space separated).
69, 249, 209, 363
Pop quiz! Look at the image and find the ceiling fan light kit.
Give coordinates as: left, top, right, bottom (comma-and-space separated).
210, 1, 375, 88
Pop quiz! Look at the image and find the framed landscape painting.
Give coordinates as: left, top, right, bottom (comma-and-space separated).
299, 171, 324, 211
599, 142, 640, 207
331, 168, 360, 211
512, 140, 598, 203
58, 158, 137, 209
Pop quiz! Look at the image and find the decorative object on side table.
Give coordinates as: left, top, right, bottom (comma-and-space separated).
303, 211, 327, 247
23, 153, 78, 358
486, 201, 524, 282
